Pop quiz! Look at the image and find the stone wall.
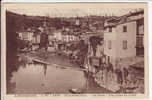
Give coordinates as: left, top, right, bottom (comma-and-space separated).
87, 55, 144, 93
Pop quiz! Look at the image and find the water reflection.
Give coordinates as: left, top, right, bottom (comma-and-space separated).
9, 61, 86, 94
7, 54, 27, 94
8, 56, 111, 94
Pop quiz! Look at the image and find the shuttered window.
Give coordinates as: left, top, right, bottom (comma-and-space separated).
108, 41, 112, 49
123, 40, 127, 49
123, 25, 127, 32
109, 27, 112, 32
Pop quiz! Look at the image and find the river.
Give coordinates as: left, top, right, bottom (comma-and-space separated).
8, 55, 112, 94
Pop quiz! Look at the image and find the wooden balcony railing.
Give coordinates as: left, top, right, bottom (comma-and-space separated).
136, 35, 144, 48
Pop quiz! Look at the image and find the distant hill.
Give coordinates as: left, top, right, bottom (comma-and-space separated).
6, 11, 44, 31
6, 11, 108, 33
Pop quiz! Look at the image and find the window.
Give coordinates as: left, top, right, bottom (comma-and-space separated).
70, 36, 72, 40
104, 40, 106, 47
108, 41, 112, 49
136, 36, 143, 47
138, 25, 144, 35
109, 27, 112, 32
123, 40, 127, 49
123, 25, 127, 32
71, 36, 73, 40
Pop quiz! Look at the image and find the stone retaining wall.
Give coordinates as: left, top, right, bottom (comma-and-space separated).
87, 56, 144, 93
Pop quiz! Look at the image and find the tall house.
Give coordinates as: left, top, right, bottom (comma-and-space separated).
18, 28, 34, 42
104, 10, 144, 66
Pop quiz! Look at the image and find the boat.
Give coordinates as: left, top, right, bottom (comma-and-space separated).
69, 88, 83, 94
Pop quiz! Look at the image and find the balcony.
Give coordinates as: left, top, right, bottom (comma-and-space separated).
136, 35, 144, 48
136, 34, 144, 56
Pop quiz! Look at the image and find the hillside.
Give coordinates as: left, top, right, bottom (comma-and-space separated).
6, 11, 106, 33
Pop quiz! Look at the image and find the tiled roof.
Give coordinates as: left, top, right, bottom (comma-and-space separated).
105, 9, 144, 27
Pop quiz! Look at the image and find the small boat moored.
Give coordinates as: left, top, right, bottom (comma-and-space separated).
69, 88, 84, 94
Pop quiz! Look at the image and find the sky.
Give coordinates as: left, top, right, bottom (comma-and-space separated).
3, 2, 146, 17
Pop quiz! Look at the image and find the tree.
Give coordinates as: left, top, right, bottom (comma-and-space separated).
89, 36, 102, 56
40, 33, 49, 51
6, 11, 20, 93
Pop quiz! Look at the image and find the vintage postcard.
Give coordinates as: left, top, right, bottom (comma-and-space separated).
1, 2, 149, 100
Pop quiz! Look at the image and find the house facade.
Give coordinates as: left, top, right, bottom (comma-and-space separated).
18, 28, 34, 42
53, 30, 62, 41
48, 33, 54, 46
33, 34, 40, 44
104, 10, 144, 68
62, 32, 79, 43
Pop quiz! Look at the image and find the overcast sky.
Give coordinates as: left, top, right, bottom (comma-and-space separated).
4, 3, 145, 17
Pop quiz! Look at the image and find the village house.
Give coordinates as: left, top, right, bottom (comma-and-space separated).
32, 28, 41, 45
48, 33, 54, 46
47, 29, 63, 50
17, 28, 40, 51
53, 29, 62, 41
18, 28, 34, 42
47, 29, 62, 47
61, 31, 80, 55
33, 33, 40, 44
104, 9, 144, 69
62, 31, 79, 43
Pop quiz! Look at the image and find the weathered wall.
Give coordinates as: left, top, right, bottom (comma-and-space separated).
104, 21, 137, 67
115, 21, 136, 58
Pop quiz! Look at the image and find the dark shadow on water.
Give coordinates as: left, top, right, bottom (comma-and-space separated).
6, 53, 33, 94
7, 54, 19, 94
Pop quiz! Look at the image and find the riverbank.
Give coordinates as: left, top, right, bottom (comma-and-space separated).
83, 71, 113, 93
85, 56, 144, 93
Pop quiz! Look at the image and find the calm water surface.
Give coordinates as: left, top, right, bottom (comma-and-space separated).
9, 56, 111, 94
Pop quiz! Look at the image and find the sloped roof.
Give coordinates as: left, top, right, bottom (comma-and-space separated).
105, 9, 144, 27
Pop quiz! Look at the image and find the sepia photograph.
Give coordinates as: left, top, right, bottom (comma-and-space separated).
1, 2, 148, 97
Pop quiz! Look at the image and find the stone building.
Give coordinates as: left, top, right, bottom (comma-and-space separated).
104, 10, 144, 69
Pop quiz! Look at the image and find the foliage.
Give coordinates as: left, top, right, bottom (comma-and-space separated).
6, 11, 20, 93
89, 36, 103, 56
